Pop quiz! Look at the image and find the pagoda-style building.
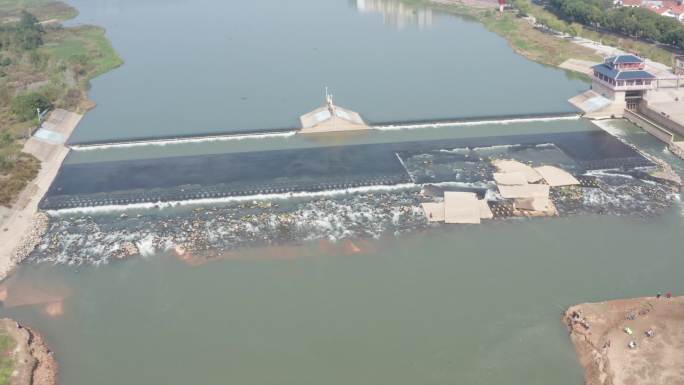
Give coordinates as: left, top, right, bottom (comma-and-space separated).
591, 54, 656, 109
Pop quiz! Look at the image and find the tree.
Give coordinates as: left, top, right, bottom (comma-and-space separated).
3, 11, 45, 51
18, 11, 43, 32
10, 92, 52, 122
550, 0, 684, 47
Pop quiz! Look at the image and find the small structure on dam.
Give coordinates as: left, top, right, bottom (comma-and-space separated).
299, 89, 369, 134
569, 54, 657, 116
590, 54, 656, 110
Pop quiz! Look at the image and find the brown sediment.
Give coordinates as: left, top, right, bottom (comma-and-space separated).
0, 318, 58, 385
43, 302, 64, 318
171, 238, 382, 267
0, 277, 71, 309
563, 296, 684, 385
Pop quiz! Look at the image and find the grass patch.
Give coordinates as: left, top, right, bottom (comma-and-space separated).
0, 331, 17, 385
425, 2, 602, 67
0, 152, 40, 207
510, 0, 674, 65
406, 0, 674, 69
577, 28, 673, 65
0, 0, 77, 22
42, 25, 124, 81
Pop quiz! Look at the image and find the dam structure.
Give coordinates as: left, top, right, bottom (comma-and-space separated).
36, 91, 661, 212
67, 91, 581, 151
40, 127, 653, 211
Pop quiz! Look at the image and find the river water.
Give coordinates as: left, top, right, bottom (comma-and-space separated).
64, 0, 585, 143
1, 1, 684, 385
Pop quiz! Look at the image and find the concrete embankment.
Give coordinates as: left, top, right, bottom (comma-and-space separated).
0, 110, 82, 281
624, 109, 684, 160
0, 318, 58, 385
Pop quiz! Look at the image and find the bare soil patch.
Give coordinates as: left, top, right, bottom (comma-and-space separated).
564, 296, 684, 385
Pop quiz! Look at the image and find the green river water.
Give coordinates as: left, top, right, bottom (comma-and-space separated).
0, 1, 682, 384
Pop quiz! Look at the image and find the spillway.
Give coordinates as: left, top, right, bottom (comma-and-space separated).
40, 129, 653, 211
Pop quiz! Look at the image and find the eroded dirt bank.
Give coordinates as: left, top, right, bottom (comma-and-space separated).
563, 296, 684, 385
0, 318, 58, 385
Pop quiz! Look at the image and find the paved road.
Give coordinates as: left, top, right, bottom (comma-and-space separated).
0, 109, 81, 280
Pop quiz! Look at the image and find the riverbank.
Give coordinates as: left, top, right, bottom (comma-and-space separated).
423, 0, 676, 72
0, 318, 58, 385
0, 0, 122, 207
563, 296, 684, 385
0, 0, 120, 281
0, 109, 81, 281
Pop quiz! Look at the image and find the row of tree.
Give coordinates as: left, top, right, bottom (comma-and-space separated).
548, 0, 684, 49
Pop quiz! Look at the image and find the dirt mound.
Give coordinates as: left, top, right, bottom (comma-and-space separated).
563, 296, 684, 385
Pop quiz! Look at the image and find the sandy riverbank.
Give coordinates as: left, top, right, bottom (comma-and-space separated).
0, 318, 58, 385
563, 296, 684, 385
0, 110, 82, 281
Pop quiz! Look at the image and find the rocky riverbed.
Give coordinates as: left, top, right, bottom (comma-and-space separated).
25, 163, 681, 266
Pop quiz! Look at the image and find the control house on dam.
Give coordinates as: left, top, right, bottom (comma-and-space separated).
591, 54, 656, 110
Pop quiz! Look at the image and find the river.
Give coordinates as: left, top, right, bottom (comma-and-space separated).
1, 1, 683, 385
64, 0, 585, 143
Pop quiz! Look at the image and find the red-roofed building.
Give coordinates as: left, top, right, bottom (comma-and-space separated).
671, 2, 684, 20
617, 0, 684, 21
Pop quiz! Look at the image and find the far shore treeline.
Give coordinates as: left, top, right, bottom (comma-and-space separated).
543, 0, 684, 50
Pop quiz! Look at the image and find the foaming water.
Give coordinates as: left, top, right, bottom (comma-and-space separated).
591, 119, 627, 138
374, 115, 580, 131
45, 183, 419, 216
68, 115, 581, 152
70, 131, 298, 151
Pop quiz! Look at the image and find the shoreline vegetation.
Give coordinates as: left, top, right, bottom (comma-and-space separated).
410, 0, 680, 71
0, 318, 58, 385
0, 0, 123, 207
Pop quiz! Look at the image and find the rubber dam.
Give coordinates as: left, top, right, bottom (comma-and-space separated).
40, 122, 653, 211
